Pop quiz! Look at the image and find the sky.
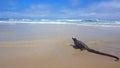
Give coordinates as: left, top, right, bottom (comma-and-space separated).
0, 0, 120, 19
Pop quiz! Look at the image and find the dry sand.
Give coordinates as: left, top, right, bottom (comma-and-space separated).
0, 38, 120, 68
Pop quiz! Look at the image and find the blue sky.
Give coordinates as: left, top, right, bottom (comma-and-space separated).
0, 0, 120, 19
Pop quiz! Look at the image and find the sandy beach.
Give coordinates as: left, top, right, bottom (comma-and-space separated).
0, 24, 120, 68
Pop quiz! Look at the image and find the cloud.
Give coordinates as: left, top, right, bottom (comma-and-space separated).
86, 0, 120, 17
59, 0, 120, 19
25, 4, 53, 17
0, 3, 54, 18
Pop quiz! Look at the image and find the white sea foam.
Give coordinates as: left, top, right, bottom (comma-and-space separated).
0, 20, 120, 28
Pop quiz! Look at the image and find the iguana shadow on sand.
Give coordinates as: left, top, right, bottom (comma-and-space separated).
72, 37, 119, 61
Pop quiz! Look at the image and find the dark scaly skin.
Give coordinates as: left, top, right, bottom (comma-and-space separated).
72, 38, 119, 61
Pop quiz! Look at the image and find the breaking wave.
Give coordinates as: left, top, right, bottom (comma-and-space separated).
0, 18, 120, 27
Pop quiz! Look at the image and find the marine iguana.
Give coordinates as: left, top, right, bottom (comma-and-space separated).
72, 37, 119, 61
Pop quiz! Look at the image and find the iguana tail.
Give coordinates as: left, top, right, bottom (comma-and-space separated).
86, 48, 119, 61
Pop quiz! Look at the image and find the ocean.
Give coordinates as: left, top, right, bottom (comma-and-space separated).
0, 19, 120, 27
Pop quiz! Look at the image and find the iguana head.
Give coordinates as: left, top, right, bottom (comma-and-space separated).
72, 37, 77, 41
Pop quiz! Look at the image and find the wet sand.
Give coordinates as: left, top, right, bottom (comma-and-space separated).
0, 24, 120, 68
